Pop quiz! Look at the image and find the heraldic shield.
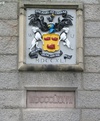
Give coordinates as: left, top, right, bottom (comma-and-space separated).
42, 34, 60, 52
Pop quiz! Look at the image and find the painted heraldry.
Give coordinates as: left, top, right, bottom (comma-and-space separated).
26, 9, 76, 64
18, 3, 83, 71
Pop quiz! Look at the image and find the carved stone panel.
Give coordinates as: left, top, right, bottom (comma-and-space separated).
27, 91, 75, 108
18, 3, 83, 71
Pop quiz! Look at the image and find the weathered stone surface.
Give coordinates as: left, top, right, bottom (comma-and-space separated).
0, 55, 17, 71
2, 0, 98, 4
23, 0, 99, 4
0, 73, 19, 89
80, 0, 99, 4
77, 91, 100, 108
27, 91, 75, 108
82, 109, 100, 121
0, 3, 17, 19
19, 72, 82, 89
85, 22, 100, 37
84, 5, 100, 20
85, 38, 100, 55
0, 1, 100, 121
0, 0, 17, 1
0, 37, 17, 54
23, 109, 80, 121
0, 20, 18, 36
0, 109, 20, 121
0, 90, 24, 108
84, 57, 100, 72
83, 73, 100, 90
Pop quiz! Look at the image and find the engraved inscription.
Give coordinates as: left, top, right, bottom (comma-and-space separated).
27, 91, 75, 108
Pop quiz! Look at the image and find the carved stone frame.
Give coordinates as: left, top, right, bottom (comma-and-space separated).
18, 2, 83, 71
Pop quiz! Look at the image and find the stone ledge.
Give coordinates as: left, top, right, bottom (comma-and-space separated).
19, 72, 82, 90
22, 0, 99, 4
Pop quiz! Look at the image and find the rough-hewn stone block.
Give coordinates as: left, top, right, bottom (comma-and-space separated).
0, 90, 24, 108
0, 37, 17, 54
23, 109, 80, 121
77, 91, 100, 108
0, 73, 19, 89
82, 109, 100, 121
0, 109, 20, 121
0, 3, 17, 19
83, 73, 100, 90
0, 55, 17, 71
85, 57, 100, 72
85, 22, 100, 37
0, 20, 18, 36
85, 38, 100, 55
19, 72, 82, 89
84, 5, 100, 20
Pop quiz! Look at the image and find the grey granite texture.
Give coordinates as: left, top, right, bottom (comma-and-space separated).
0, 0, 100, 121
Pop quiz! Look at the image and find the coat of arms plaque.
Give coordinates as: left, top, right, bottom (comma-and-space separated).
18, 3, 83, 71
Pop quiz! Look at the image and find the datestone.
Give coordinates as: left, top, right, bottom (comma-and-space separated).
27, 91, 75, 108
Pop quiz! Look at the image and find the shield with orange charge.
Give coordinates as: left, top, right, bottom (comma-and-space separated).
42, 34, 60, 52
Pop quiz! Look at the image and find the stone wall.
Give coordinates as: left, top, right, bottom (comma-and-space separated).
0, 0, 100, 121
